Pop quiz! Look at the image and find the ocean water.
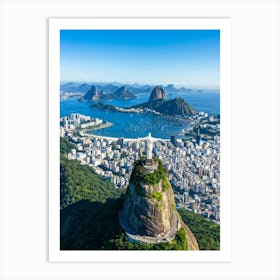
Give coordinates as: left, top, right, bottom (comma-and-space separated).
60, 91, 219, 139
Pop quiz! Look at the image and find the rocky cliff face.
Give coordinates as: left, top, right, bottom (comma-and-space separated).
121, 179, 177, 237
132, 87, 196, 116
149, 86, 167, 102
119, 160, 178, 238
119, 159, 199, 250
156, 97, 196, 116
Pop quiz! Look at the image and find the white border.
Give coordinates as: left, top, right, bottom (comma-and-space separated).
49, 18, 231, 262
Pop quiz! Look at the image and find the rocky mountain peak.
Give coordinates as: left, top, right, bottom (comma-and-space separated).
119, 159, 179, 242
112, 86, 137, 99
82, 85, 99, 101
156, 97, 197, 116
119, 158, 199, 250
149, 86, 167, 102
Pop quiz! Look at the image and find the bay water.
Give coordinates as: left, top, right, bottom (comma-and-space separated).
60, 91, 219, 139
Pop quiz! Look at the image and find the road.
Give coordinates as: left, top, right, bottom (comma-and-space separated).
119, 209, 180, 244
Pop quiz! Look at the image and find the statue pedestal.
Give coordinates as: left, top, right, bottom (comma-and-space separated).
143, 158, 158, 172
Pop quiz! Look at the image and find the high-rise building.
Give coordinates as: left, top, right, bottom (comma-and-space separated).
196, 126, 201, 145
117, 137, 124, 148
183, 192, 188, 204
170, 135, 178, 147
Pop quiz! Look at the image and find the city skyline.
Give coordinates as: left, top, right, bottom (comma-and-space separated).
60, 30, 220, 89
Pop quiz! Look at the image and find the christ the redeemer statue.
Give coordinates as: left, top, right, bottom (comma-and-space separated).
146, 133, 154, 160
137, 133, 158, 167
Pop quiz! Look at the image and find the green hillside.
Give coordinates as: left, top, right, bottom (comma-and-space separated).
60, 138, 121, 209
60, 156, 121, 209
60, 137, 75, 154
60, 153, 187, 250
60, 138, 219, 250
177, 208, 220, 250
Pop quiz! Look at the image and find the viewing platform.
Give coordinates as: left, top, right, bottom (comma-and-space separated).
142, 158, 158, 172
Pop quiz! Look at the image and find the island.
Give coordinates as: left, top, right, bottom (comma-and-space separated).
80, 85, 137, 101
90, 85, 197, 117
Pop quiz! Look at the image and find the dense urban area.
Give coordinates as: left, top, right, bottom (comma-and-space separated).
60, 112, 220, 223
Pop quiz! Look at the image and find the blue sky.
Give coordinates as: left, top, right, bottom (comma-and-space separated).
60, 30, 220, 89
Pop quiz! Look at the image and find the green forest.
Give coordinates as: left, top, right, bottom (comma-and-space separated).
60, 137, 220, 250
177, 209, 220, 250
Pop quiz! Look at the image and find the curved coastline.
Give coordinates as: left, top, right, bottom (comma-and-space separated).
80, 122, 170, 142
80, 121, 114, 138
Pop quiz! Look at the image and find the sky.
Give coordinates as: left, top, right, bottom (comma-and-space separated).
60, 30, 220, 89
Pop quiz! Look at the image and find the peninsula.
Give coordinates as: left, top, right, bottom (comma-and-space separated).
90, 86, 197, 117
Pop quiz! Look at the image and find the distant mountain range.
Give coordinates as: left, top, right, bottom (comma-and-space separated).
109, 86, 137, 99
80, 85, 137, 101
62, 82, 197, 116
60, 82, 92, 93
90, 85, 197, 117
60, 82, 197, 95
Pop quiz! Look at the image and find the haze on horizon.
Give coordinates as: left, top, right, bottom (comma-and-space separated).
60, 30, 220, 90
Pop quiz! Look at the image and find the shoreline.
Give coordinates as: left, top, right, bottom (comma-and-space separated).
93, 102, 194, 122
81, 132, 170, 142
80, 121, 114, 138
80, 122, 170, 142
84, 121, 113, 132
